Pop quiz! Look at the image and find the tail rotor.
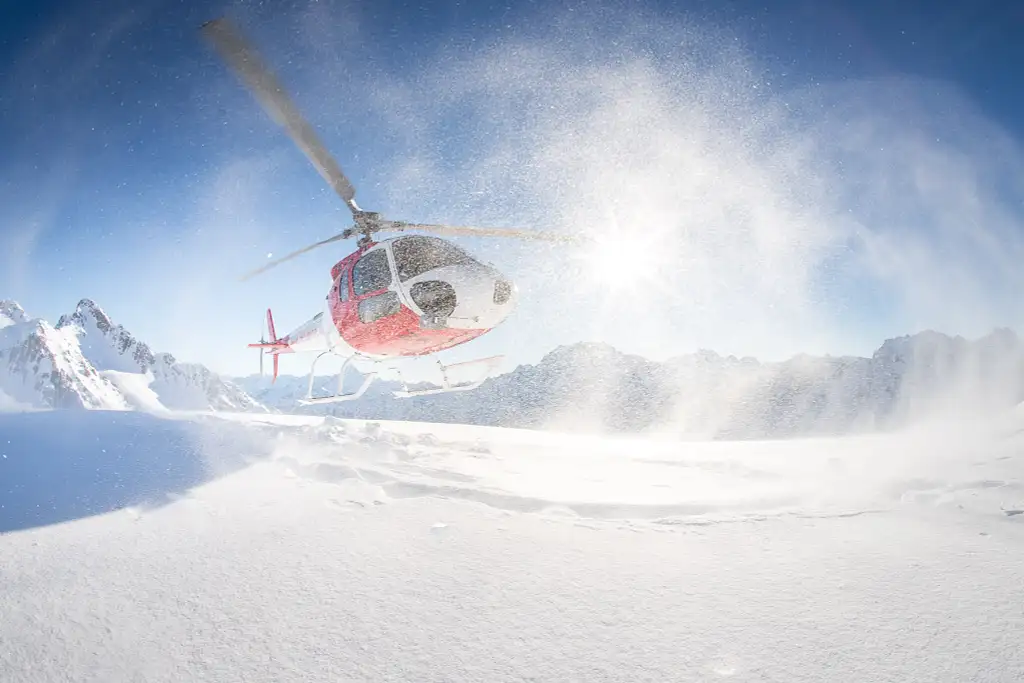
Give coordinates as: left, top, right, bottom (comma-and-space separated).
248, 308, 286, 382
258, 323, 266, 377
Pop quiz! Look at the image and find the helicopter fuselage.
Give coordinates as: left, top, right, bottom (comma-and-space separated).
267, 235, 518, 362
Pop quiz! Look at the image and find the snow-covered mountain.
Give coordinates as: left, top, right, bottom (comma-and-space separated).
237, 329, 1024, 438
0, 299, 266, 413
5, 293, 1020, 437
0, 301, 129, 410
55, 299, 267, 412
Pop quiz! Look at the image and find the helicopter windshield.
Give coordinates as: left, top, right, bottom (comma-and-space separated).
392, 235, 476, 282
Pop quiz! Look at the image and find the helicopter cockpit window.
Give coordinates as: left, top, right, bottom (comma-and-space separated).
392, 236, 474, 282
352, 249, 392, 296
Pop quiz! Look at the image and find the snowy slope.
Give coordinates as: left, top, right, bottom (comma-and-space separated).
0, 316, 129, 410
238, 329, 1024, 438
1, 408, 1022, 681
99, 370, 171, 413
146, 354, 268, 412
0, 300, 27, 329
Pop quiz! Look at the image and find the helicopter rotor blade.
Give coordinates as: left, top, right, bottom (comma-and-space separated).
201, 17, 361, 216
239, 231, 353, 282
383, 221, 590, 245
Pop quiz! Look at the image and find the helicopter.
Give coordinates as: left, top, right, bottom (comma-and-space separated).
201, 18, 583, 404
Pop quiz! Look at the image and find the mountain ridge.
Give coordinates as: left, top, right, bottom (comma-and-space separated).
0, 316, 129, 410
1, 298, 267, 413
3, 294, 1021, 439
236, 327, 1024, 438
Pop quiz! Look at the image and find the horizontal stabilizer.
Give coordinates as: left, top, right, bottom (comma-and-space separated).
248, 341, 289, 350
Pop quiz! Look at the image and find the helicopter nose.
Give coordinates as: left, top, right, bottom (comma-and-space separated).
407, 264, 515, 329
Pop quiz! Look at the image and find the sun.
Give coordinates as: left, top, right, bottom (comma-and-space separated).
571, 230, 676, 299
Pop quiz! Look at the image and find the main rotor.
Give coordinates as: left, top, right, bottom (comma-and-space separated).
200, 17, 583, 282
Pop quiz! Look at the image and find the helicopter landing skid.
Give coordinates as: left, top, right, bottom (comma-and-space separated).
391, 355, 504, 398
296, 352, 503, 405
298, 351, 377, 405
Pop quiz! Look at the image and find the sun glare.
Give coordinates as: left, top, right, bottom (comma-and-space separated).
574, 231, 675, 298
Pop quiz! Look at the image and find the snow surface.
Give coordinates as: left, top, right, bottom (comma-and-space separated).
99, 370, 170, 414
0, 388, 34, 412
1, 407, 1023, 681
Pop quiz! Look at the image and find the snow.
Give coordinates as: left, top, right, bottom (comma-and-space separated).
98, 370, 170, 414
0, 300, 27, 330
0, 299, 266, 413
1, 408, 1023, 681
0, 387, 34, 412
238, 329, 1024, 438
0, 318, 129, 410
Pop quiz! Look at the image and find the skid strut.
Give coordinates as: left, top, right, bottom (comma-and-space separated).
392, 355, 504, 398
299, 352, 376, 405
296, 353, 504, 405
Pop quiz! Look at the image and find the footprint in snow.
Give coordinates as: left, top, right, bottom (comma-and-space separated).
416, 433, 441, 447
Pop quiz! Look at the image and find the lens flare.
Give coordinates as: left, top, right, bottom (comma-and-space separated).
574, 231, 673, 299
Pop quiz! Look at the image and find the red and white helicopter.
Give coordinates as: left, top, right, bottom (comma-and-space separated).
202, 18, 582, 404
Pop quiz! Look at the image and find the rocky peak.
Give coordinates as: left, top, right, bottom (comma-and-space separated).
0, 296, 267, 413
0, 318, 128, 410
0, 300, 27, 326
57, 298, 113, 333
57, 298, 155, 371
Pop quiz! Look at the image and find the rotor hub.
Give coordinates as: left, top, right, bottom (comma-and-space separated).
352, 210, 382, 233
352, 210, 383, 247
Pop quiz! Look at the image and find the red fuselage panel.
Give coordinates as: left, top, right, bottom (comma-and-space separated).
346, 306, 487, 356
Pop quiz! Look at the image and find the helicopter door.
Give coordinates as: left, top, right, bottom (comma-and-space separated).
328, 262, 351, 328
336, 247, 408, 352
352, 248, 399, 320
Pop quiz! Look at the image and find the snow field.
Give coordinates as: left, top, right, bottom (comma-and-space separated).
1, 409, 1022, 681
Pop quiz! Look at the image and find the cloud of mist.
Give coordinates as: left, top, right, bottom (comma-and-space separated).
295, 4, 1024, 433
801, 77, 1024, 337
344, 7, 1024, 368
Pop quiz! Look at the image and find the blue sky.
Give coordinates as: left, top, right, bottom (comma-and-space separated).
2, 0, 1024, 378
